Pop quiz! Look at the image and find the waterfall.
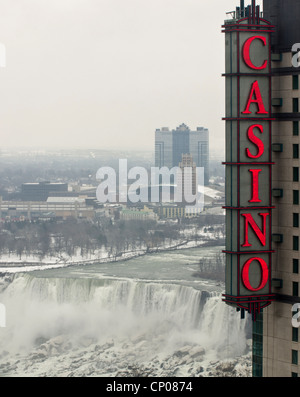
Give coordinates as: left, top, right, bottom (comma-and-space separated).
0, 273, 249, 360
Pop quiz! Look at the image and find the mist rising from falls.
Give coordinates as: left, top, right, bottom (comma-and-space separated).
0, 273, 249, 363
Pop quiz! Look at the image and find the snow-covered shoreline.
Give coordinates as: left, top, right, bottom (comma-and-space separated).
0, 238, 224, 274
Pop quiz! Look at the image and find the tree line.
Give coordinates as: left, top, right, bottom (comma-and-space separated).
192, 253, 225, 282
0, 215, 225, 261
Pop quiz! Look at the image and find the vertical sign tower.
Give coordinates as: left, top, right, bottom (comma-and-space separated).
222, 0, 275, 320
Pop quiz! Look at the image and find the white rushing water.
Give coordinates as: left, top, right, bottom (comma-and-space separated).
0, 247, 252, 377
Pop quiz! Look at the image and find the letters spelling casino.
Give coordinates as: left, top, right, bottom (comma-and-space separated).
222, 13, 276, 320
241, 35, 270, 293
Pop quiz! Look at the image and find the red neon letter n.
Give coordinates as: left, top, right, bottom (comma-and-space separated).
242, 212, 269, 247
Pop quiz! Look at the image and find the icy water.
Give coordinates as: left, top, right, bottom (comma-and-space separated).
0, 246, 252, 377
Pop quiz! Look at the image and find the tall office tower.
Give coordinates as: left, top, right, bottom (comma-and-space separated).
176, 154, 197, 206
172, 124, 190, 167
262, 0, 300, 378
155, 127, 173, 170
223, 0, 300, 378
155, 124, 209, 185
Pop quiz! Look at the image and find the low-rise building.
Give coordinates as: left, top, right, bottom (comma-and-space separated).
21, 182, 68, 201
120, 206, 158, 221
0, 196, 98, 221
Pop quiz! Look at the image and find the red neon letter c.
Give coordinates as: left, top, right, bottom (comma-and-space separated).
242, 257, 269, 292
243, 36, 268, 70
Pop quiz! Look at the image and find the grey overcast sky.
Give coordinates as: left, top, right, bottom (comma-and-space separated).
0, 0, 263, 155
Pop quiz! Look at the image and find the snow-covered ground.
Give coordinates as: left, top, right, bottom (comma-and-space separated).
203, 187, 224, 200
0, 333, 252, 377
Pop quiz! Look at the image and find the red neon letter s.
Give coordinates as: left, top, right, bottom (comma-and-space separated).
243, 36, 268, 70
242, 81, 268, 115
241, 212, 269, 247
246, 124, 264, 159
249, 169, 262, 203
242, 257, 269, 292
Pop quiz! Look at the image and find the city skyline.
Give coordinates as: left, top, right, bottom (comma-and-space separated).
0, 0, 260, 154
155, 122, 209, 184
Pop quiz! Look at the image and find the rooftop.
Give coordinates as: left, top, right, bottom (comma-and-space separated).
46, 197, 85, 204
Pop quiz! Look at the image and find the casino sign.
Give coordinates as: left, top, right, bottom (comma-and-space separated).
222, 1, 276, 321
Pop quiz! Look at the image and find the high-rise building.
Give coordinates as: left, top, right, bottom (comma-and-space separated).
155, 127, 173, 170
155, 123, 209, 185
263, 0, 300, 378
223, 0, 300, 378
176, 154, 197, 206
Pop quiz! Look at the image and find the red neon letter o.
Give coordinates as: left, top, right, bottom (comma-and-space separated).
242, 257, 269, 292
243, 36, 268, 70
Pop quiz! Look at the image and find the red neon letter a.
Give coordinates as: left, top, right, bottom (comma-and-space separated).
242, 81, 268, 115
241, 212, 269, 247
